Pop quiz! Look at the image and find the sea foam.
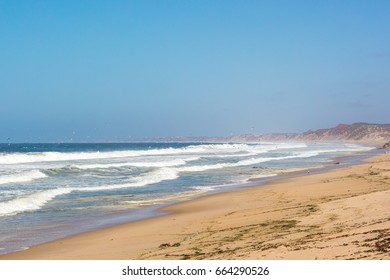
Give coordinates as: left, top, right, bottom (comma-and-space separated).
0, 170, 47, 185
0, 143, 308, 165
0, 144, 246, 164
0, 142, 373, 217
71, 157, 200, 170
0, 188, 72, 216
0, 167, 179, 216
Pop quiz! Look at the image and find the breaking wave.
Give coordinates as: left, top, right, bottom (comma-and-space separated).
0, 170, 47, 185
0, 168, 179, 216
0, 142, 373, 217
0, 143, 308, 165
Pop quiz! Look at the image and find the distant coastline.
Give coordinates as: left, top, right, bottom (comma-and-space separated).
109, 123, 390, 146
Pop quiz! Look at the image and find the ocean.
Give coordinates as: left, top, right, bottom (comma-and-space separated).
0, 142, 373, 255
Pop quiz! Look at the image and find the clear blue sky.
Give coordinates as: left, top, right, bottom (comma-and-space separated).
1, 0, 389, 142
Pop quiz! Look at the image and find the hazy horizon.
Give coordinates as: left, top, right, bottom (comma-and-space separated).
1, 1, 389, 142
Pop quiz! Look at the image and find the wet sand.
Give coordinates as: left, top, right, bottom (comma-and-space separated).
2, 152, 389, 260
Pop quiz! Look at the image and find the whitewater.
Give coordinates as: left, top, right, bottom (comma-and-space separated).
0, 142, 373, 254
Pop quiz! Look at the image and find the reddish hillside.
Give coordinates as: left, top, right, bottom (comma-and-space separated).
300, 123, 390, 142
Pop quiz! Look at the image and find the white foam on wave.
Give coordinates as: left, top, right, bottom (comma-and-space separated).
343, 144, 375, 150
0, 170, 47, 185
197, 142, 308, 158
176, 150, 320, 173
0, 143, 372, 216
0, 188, 72, 216
0, 142, 371, 165
185, 143, 251, 153
121, 189, 205, 206
306, 146, 375, 154
235, 151, 319, 166
0, 144, 252, 165
82, 168, 179, 192
191, 174, 277, 192
0, 150, 154, 165
0, 168, 179, 216
0, 143, 309, 165
71, 157, 200, 170
177, 163, 229, 172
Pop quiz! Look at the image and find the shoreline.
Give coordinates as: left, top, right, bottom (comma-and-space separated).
0, 144, 374, 256
1, 149, 389, 259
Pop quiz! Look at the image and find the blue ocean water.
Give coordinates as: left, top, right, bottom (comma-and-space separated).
0, 142, 373, 254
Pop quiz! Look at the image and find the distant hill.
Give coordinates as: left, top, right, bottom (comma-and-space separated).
300, 123, 390, 143
127, 123, 390, 146
228, 123, 390, 145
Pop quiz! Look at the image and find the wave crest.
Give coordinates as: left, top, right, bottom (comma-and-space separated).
0, 170, 47, 185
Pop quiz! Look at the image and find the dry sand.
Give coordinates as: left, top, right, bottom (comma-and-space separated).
2, 152, 389, 260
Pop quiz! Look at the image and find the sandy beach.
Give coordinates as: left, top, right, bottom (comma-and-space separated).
1, 152, 389, 260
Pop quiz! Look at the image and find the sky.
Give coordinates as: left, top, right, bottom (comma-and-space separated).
1, 0, 389, 142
